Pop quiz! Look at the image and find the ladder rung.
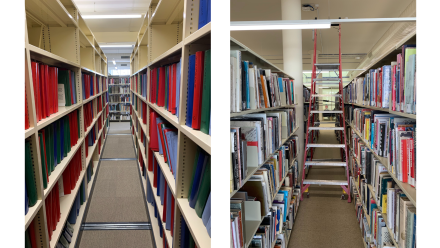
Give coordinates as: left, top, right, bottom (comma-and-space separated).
306, 143, 345, 148
311, 94, 342, 98
308, 127, 344, 131
313, 78, 341, 81
315, 64, 340, 70
303, 179, 348, 186
310, 110, 343, 114
305, 161, 347, 166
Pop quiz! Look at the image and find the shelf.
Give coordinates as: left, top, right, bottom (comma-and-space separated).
25, 127, 34, 139
109, 93, 130, 95
382, 213, 400, 248
36, 103, 81, 131
133, 108, 148, 136
87, 162, 99, 196
146, 196, 164, 248
148, 42, 183, 68
49, 169, 86, 248
67, 200, 87, 248
179, 125, 211, 155
244, 219, 262, 247
177, 198, 210, 248
25, 200, 43, 229
86, 125, 105, 166
27, 44, 80, 69
81, 66, 106, 77
136, 150, 147, 196
149, 0, 183, 26
346, 103, 415, 119
347, 122, 416, 207
153, 151, 176, 197
83, 91, 105, 105
43, 136, 85, 199
184, 23, 211, 45
230, 126, 299, 198
230, 104, 298, 117
145, 166, 173, 248
84, 106, 106, 138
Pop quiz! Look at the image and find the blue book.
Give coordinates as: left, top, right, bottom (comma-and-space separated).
371, 123, 375, 149
243, 61, 250, 109
67, 196, 78, 224
160, 171, 165, 204
157, 164, 161, 197
189, 153, 208, 208
206, 216, 211, 237
182, 216, 190, 248
202, 192, 211, 226
276, 208, 281, 232
171, 133, 178, 179
207, 0, 211, 23
154, 201, 158, 218
198, 0, 208, 29
53, 123, 58, 165
25, 182, 29, 215
176, 60, 181, 119
156, 117, 165, 155
82, 179, 86, 204
278, 190, 288, 222
186, 55, 196, 126
158, 214, 163, 238
165, 186, 172, 230
147, 176, 153, 204
82, 75, 85, 100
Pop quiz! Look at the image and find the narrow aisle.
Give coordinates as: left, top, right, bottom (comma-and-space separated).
288, 123, 364, 248
78, 122, 155, 248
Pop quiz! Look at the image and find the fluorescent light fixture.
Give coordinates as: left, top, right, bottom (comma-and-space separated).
231, 23, 330, 31
115, 67, 118, 69
100, 45, 133, 48
319, 87, 330, 89
113, 60, 116, 65
83, 15, 142, 19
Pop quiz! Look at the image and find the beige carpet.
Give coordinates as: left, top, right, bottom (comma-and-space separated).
84, 161, 149, 223
79, 230, 152, 248
288, 123, 364, 248
102, 136, 135, 158
109, 122, 131, 134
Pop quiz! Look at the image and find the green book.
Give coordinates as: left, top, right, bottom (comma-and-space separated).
56, 121, 61, 164
200, 50, 211, 134
25, 229, 32, 248
47, 125, 53, 173
25, 141, 38, 206
38, 133, 48, 188
189, 234, 195, 248
188, 148, 200, 197
58, 70, 71, 106
195, 159, 211, 217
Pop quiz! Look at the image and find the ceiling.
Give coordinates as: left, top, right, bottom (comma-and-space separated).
231, 0, 414, 72
74, 0, 151, 71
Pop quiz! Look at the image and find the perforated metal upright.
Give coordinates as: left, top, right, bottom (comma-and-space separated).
301, 25, 351, 202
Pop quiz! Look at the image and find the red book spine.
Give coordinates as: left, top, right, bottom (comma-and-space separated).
409, 138, 415, 187
31, 62, 41, 121
148, 149, 153, 171
39, 64, 46, 118
25, 90, 30, 129
401, 139, 408, 183
158, 68, 165, 106
149, 111, 159, 151
28, 219, 38, 248
192, 51, 205, 129
44, 65, 50, 117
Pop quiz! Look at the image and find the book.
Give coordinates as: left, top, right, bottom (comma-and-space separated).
200, 50, 211, 134
25, 140, 38, 208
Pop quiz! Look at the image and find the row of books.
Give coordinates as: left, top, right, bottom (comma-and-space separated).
186, 50, 211, 134
109, 95, 130, 103
83, 101, 95, 131
346, 106, 416, 187
109, 86, 130, 94
45, 181, 61, 241
303, 87, 310, 103
109, 77, 129, 85
149, 60, 182, 118
109, 114, 130, 121
146, 160, 176, 236
230, 110, 297, 185
198, 0, 211, 29
110, 104, 130, 112
25, 139, 38, 213
231, 184, 301, 248
343, 44, 416, 114
38, 110, 80, 190
230, 51, 295, 113
82, 73, 95, 100
31, 62, 78, 123
59, 147, 83, 196
150, 110, 178, 180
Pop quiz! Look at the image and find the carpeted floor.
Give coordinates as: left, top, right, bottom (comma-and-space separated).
78, 123, 154, 248
79, 230, 152, 248
288, 123, 364, 248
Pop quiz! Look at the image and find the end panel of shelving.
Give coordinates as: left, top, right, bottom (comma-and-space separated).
150, 24, 182, 62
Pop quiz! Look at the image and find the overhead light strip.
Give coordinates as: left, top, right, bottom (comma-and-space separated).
100, 45, 133, 48
231, 17, 416, 31
83, 15, 142, 19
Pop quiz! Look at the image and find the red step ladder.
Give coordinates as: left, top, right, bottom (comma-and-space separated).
301, 25, 351, 202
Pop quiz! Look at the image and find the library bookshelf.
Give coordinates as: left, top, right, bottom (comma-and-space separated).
25, 0, 109, 247
129, 1, 211, 248
343, 34, 416, 248
229, 37, 304, 247
108, 75, 131, 122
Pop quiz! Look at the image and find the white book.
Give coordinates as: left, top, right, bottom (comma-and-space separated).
230, 58, 236, 112
249, 68, 257, 110
230, 50, 242, 112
